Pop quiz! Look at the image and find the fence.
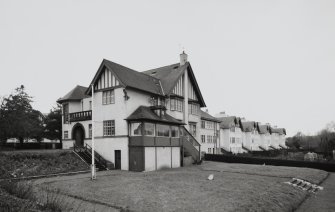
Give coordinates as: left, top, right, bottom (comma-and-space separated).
204, 153, 335, 172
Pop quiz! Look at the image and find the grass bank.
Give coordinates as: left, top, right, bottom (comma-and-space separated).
0, 150, 89, 179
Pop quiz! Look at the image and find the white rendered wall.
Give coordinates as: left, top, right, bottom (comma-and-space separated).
85, 137, 129, 170
156, 147, 172, 170
145, 147, 156, 171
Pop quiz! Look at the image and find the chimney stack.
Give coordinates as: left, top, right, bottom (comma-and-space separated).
180, 51, 188, 65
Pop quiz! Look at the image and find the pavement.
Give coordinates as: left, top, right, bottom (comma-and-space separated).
296, 173, 335, 212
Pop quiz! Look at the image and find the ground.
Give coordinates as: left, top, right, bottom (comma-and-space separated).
31, 161, 329, 212
297, 173, 335, 212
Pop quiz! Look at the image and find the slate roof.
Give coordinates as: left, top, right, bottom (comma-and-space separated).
143, 63, 185, 94
200, 110, 220, 122
126, 106, 184, 125
57, 85, 90, 103
271, 127, 286, 135
258, 125, 270, 134
87, 59, 164, 96
217, 116, 240, 129
241, 121, 256, 132
142, 62, 206, 107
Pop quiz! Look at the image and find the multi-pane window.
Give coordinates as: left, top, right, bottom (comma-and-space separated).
201, 135, 206, 143
230, 127, 235, 132
189, 124, 196, 137
88, 124, 92, 138
230, 137, 236, 144
208, 148, 211, 153
156, 124, 170, 137
170, 98, 183, 112
103, 120, 115, 136
64, 131, 68, 139
201, 121, 205, 129
188, 103, 199, 115
206, 121, 214, 129
102, 90, 115, 105
171, 126, 179, 138
207, 135, 213, 143
144, 123, 155, 136
131, 122, 142, 136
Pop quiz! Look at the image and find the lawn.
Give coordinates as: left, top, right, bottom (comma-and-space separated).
0, 150, 89, 179
32, 161, 328, 212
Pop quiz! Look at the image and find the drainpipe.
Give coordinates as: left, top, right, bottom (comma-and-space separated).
91, 84, 96, 180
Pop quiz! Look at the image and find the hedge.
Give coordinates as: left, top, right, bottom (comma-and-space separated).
204, 154, 335, 172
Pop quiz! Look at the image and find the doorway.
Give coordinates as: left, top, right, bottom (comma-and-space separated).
72, 124, 85, 147
115, 150, 121, 170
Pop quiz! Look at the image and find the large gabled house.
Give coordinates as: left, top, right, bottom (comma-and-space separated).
57, 52, 205, 171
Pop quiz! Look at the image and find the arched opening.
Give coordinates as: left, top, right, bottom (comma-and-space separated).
72, 123, 85, 147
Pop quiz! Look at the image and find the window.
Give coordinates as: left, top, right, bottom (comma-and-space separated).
208, 148, 211, 153
64, 131, 68, 139
207, 135, 213, 143
201, 135, 206, 143
206, 121, 214, 129
81, 100, 84, 111
102, 90, 115, 105
189, 124, 196, 136
89, 101, 92, 110
230, 127, 235, 132
88, 124, 92, 138
171, 126, 179, 138
131, 122, 142, 136
156, 124, 170, 137
201, 121, 205, 129
144, 123, 155, 136
103, 120, 115, 136
188, 103, 199, 115
63, 104, 69, 124
230, 137, 235, 144
170, 98, 183, 112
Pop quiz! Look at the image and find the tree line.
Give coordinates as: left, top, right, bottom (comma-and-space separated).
0, 85, 62, 144
286, 122, 335, 158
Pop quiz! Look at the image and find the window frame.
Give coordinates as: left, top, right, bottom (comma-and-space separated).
103, 120, 115, 136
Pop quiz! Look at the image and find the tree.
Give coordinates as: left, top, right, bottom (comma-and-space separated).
318, 129, 335, 157
43, 104, 62, 143
0, 85, 44, 144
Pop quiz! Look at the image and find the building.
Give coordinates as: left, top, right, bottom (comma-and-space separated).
58, 52, 204, 171
217, 116, 244, 154
200, 110, 220, 154
240, 121, 260, 152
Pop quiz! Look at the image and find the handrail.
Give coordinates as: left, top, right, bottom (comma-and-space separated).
181, 126, 201, 148
84, 143, 108, 169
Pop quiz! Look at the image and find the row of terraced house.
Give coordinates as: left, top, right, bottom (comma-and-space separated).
199, 111, 286, 155
58, 52, 286, 172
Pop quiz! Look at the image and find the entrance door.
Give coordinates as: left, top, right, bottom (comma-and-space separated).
74, 127, 84, 146
115, 150, 121, 170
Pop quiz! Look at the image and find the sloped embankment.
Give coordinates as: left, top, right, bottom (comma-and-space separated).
0, 150, 89, 179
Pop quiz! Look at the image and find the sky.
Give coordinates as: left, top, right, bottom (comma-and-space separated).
0, 0, 334, 137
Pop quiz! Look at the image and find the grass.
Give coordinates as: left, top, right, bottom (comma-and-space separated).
0, 150, 89, 179
32, 161, 329, 212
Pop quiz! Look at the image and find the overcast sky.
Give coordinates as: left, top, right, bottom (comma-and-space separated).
1, 0, 334, 136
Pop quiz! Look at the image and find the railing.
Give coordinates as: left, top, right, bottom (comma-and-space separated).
259, 146, 267, 151
69, 110, 92, 122
73, 143, 108, 170
242, 144, 252, 152
269, 145, 278, 150
181, 126, 201, 162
